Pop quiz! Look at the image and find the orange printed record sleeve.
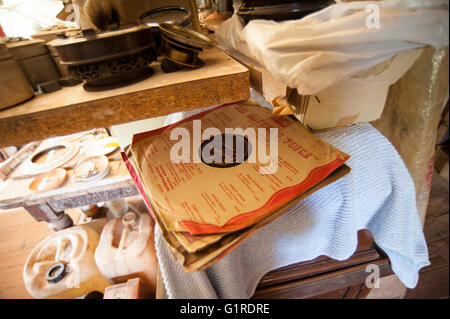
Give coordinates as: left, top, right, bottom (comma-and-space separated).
130, 102, 350, 235
122, 149, 350, 272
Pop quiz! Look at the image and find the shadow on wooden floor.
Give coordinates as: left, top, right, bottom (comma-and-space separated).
404, 171, 449, 299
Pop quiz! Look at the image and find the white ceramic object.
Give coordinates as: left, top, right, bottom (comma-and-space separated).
29, 168, 67, 192
73, 155, 110, 183
46, 131, 91, 144
26, 142, 79, 175
82, 136, 119, 157
105, 198, 128, 218
94, 212, 158, 294
23, 226, 110, 299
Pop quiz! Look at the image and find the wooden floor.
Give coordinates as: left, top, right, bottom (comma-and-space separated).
0, 173, 447, 299
0, 208, 79, 299
404, 171, 449, 299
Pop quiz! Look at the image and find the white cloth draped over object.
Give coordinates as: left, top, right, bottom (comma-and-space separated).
216, 0, 449, 95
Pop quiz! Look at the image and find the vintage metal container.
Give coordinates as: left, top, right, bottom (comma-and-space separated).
94, 211, 158, 294
32, 26, 81, 78
158, 23, 216, 72
48, 44, 70, 77
23, 225, 110, 299
49, 26, 156, 91
6, 39, 61, 91
0, 42, 34, 110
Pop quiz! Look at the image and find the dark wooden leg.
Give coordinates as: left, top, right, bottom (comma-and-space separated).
23, 202, 73, 231
356, 283, 372, 299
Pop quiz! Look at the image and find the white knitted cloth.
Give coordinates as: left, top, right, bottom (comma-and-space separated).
154, 108, 429, 299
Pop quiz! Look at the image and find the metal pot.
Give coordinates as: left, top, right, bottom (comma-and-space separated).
49, 26, 157, 91
0, 42, 34, 110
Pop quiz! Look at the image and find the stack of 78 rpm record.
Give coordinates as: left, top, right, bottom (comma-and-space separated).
122, 101, 350, 271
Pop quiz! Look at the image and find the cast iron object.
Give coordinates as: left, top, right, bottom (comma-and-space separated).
49, 26, 156, 91
158, 23, 216, 73
237, 0, 335, 23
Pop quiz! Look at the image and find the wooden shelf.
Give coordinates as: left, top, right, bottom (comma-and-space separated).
0, 152, 136, 210
0, 48, 249, 147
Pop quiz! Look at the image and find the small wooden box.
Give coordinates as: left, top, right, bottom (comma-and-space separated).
223, 47, 421, 131
104, 278, 154, 299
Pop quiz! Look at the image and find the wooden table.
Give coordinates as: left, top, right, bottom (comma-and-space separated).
0, 151, 138, 230
154, 230, 393, 299
0, 48, 249, 147
252, 230, 393, 299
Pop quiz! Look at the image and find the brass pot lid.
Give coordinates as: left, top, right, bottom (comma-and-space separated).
48, 26, 154, 66
159, 23, 217, 49
140, 6, 191, 27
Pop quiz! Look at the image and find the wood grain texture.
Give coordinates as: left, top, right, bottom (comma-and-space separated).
252, 230, 393, 299
404, 171, 449, 299
0, 48, 249, 147
436, 101, 448, 145
22, 202, 63, 222
256, 249, 381, 289
0, 160, 136, 209
343, 284, 364, 299
252, 258, 392, 299
256, 230, 377, 288
309, 283, 368, 299
0, 207, 79, 299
